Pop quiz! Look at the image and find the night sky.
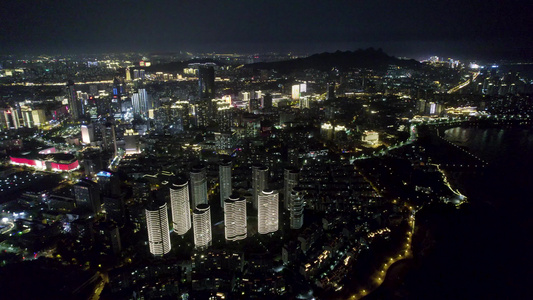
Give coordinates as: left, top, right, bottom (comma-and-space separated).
1, 0, 532, 59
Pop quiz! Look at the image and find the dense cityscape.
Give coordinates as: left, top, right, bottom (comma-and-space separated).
1, 1, 532, 300
0, 49, 531, 299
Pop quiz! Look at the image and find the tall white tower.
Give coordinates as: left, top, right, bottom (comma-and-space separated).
224, 194, 247, 241
190, 165, 208, 208
145, 201, 172, 256
258, 190, 279, 235
219, 159, 232, 210
252, 164, 268, 210
80, 124, 95, 144
290, 187, 304, 229
132, 88, 149, 117
193, 204, 212, 249
284, 167, 299, 211
170, 178, 191, 235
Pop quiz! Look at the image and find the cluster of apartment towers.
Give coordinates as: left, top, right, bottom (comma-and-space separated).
145, 160, 303, 256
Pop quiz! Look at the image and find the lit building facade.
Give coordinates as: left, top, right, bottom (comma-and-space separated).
81, 124, 95, 144
362, 131, 379, 144
258, 190, 279, 234
3, 108, 21, 129
292, 84, 300, 100
145, 201, 172, 256
193, 204, 212, 249
132, 88, 149, 117
224, 194, 247, 241
170, 179, 191, 235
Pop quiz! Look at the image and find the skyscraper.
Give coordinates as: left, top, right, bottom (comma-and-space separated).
190, 165, 208, 208
252, 164, 269, 210
262, 93, 273, 109
73, 179, 101, 214
219, 159, 232, 209
327, 82, 336, 100
132, 88, 149, 117
224, 194, 247, 241
170, 178, 191, 235
145, 200, 172, 256
81, 124, 95, 144
290, 187, 304, 229
284, 167, 300, 211
67, 80, 82, 121
257, 190, 279, 235
125, 67, 132, 81
193, 204, 212, 249
100, 122, 118, 156
198, 65, 215, 100
2, 107, 21, 129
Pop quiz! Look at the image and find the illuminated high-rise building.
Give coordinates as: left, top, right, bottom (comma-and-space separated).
81, 124, 95, 144
2, 107, 21, 129
193, 204, 212, 249
193, 100, 210, 128
67, 80, 82, 120
219, 159, 232, 209
224, 194, 247, 241
284, 167, 299, 210
132, 88, 149, 117
31, 109, 47, 127
100, 122, 118, 155
170, 100, 190, 131
112, 77, 124, 114
20, 106, 33, 128
299, 82, 307, 93
320, 122, 334, 140
257, 190, 279, 234
133, 69, 145, 80
125, 67, 132, 81
252, 164, 268, 210
190, 165, 208, 208
291, 84, 300, 100
145, 200, 172, 256
215, 104, 232, 132
170, 178, 191, 235
290, 187, 304, 229
124, 129, 140, 154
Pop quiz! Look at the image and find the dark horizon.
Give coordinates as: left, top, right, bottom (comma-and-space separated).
1, 0, 531, 61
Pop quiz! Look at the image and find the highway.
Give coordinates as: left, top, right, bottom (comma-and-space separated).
447, 71, 480, 94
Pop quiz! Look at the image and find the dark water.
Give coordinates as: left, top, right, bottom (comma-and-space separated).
366, 127, 533, 300
434, 127, 533, 299
444, 127, 533, 206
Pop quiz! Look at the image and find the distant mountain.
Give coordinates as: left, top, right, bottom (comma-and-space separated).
246, 48, 420, 73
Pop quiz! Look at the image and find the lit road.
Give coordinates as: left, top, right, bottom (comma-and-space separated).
0, 221, 15, 235
349, 211, 416, 300
431, 163, 467, 205
90, 272, 108, 300
447, 71, 480, 94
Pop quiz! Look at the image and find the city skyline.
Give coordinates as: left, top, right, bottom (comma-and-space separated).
0, 3, 531, 298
